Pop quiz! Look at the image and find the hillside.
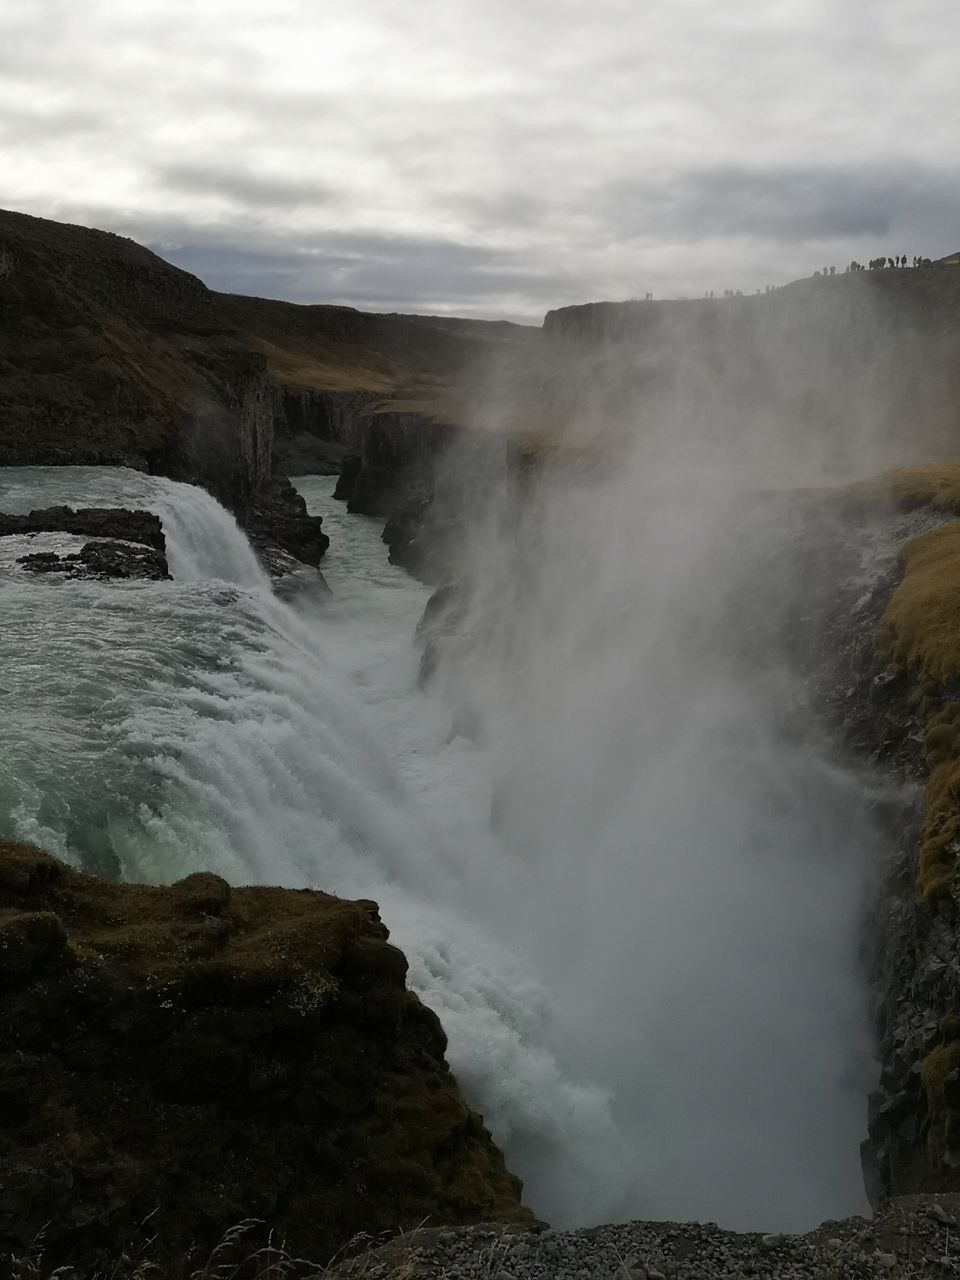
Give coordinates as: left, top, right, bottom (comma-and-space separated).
6, 206, 960, 513
0, 208, 536, 510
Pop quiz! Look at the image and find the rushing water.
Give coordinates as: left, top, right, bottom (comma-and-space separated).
0, 464, 875, 1231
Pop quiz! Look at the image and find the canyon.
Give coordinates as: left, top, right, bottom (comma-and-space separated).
5, 208, 960, 1277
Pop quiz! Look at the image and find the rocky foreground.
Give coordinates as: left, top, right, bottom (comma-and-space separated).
325, 1196, 960, 1279
0, 840, 531, 1275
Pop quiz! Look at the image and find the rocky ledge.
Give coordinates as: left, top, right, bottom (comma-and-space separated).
0, 505, 164, 549
326, 1195, 960, 1279
0, 505, 170, 580
18, 539, 169, 580
0, 840, 531, 1276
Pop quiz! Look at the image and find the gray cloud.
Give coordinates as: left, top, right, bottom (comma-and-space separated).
2, 0, 960, 318
158, 163, 334, 212
0, 104, 107, 143
601, 165, 960, 246
158, 232, 578, 319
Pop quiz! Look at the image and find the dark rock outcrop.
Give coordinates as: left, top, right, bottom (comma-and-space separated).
0, 209, 273, 517
18, 540, 169, 580
273, 389, 380, 475
415, 582, 467, 688
0, 505, 165, 550
0, 839, 532, 1275
0, 506, 171, 579
246, 476, 330, 579
336, 410, 525, 584
333, 453, 362, 500
345, 411, 454, 518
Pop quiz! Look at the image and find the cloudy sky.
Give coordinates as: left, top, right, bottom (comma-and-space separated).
3, 0, 958, 321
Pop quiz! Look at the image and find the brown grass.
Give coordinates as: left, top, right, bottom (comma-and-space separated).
874, 511, 960, 898
10, 1219, 383, 1280
846, 463, 960, 514
243, 337, 397, 394
876, 523, 960, 681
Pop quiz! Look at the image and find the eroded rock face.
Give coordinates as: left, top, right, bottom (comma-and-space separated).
251, 476, 330, 564
0, 210, 273, 517
0, 840, 531, 1275
273, 389, 379, 475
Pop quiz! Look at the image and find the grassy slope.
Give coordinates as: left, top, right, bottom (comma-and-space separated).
866, 467, 960, 901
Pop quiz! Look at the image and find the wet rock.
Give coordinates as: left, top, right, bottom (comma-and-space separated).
246, 476, 330, 571
0, 505, 165, 549
252, 537, 331, 597
334, 453, 362, 500
18, 539, 170, 580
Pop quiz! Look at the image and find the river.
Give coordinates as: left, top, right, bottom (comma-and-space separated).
0, 464, 876, 1231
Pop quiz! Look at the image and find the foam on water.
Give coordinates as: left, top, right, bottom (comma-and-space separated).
0, 465, 268, 586
0, 465, 877, 1232
0, 465, 623, 1225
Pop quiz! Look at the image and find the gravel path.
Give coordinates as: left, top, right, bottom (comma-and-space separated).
327, 1196, 960, 1279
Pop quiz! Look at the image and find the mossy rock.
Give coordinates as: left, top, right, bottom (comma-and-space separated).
0, 840, 532, 1274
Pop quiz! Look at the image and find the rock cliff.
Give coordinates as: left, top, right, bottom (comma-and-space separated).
538, 272, 960, 466
0, 840, 531, 1275
0, 209, 273, 515
845, 468, 960, 1202
0, 207, 537, 572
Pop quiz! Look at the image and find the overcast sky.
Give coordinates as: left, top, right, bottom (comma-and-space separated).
3, 0, 959, 321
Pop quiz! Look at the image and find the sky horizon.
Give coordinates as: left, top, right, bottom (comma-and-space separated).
4, 0, 959, 324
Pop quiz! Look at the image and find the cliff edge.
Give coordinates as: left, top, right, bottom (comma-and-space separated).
0, 839, 531, 1274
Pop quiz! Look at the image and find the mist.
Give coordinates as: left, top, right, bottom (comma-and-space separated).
0, 282, 937, 1238
411, 280, 943, 1228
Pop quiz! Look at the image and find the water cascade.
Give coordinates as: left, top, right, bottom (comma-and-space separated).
0, 464, 883, 1232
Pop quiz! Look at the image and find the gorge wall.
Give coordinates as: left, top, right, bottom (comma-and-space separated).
538, 270, 960, 469
9, 207, 960, 1265
0, 208, 273, 514
0, 208, 535, 563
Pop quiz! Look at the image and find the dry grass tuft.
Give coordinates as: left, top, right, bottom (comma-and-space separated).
9, 1220, 401, 1280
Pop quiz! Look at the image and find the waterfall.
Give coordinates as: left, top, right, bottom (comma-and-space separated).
0, 465, 268, 586
0, 464, 882, 1233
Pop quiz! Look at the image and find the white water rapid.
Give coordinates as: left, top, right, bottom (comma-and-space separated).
0, 464, 877, 1233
